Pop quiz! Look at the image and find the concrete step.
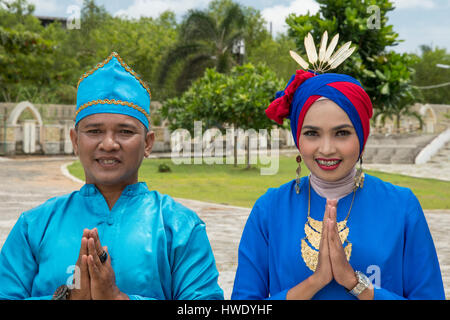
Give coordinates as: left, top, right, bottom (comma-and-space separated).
424, 136, 450, 164
430, 156, 450, 163
435, 149, 450, 156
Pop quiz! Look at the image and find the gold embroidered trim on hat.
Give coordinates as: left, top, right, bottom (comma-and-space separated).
75, 99, 150, 123
77, 52, 152, 99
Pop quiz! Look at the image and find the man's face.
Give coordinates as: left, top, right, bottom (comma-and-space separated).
70, 113, 154, 188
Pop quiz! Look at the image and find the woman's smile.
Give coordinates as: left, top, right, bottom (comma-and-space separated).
315, 158, 342, 171
298, 99, 360, 182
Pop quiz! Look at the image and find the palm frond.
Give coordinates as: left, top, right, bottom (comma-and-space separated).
181, 10, 218, 42
176, 53, 215, 93
157, 4, 247, 94
219, 4, 245, 38
158, 42, 209, 85
224, 30, 245, 53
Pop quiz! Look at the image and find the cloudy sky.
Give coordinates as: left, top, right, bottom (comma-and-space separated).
27, 0, 450, 54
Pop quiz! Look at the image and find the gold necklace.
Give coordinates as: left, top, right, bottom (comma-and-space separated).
301, 177, 355, 272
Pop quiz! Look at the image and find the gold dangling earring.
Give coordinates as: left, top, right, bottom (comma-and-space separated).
354, 156, 365, 190
295, 155, 302, 194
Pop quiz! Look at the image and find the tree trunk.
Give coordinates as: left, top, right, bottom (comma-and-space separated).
395, 114, 401, 131
245, 135, 250, 169
234, 134, 237, 167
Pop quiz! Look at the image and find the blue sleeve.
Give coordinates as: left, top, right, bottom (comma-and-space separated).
124, 223, 224, 302
0, 214, 49, 300
266, 289, 289, 300
171, 223, 224, 300
126, 295, 156, 300
232, 198, 278, 300
374, 191, 445, 300
0, 215, 151, 301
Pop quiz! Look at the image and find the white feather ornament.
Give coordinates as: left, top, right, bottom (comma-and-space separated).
289, 50, 309, 70
329, 46, 356, 70
324, 33, 339, 63
304, 33, 318, 65
288, 31, 355, 73
327, 41, 352, 67
318, 31, 328, 63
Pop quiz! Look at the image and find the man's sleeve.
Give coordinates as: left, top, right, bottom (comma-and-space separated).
0, 214, 51, 300
170, 222, 224, 300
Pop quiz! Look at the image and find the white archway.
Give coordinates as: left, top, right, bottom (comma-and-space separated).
7, 101, 44, 154
7, 101, 43, 126
419, 104, 437, 134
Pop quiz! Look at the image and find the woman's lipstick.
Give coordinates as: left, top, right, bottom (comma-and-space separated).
315, 158, 342, 171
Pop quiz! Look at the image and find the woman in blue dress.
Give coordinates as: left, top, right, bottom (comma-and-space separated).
231, 32, 445, 300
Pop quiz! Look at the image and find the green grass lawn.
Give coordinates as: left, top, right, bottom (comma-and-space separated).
68, 156, 450, 210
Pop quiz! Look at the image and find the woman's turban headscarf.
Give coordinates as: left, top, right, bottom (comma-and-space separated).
266, 70, 373, 156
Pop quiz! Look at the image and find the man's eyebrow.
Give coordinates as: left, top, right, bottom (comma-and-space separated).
81, 123, 139, 129
117, 123, 139, 129
82, 123, 104, 128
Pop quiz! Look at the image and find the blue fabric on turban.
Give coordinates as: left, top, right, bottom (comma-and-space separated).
271, 72, 372, 156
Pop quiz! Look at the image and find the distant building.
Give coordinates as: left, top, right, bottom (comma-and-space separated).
35, 16, 67, 28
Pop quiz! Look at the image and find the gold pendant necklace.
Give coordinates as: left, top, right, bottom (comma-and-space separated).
301, 178, 356, 272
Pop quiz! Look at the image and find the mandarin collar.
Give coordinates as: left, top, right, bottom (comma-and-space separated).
80, 182, 149, 197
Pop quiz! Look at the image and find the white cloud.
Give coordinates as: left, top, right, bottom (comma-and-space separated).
21, 0, 83, 17
114, 0, 212, 19
392, 0, 437, 9
261, 0, 319, 36
27, 0, 63, 16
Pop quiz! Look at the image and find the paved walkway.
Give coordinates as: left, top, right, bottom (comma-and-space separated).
364, 163, 450, 181
0, 156, 449, 299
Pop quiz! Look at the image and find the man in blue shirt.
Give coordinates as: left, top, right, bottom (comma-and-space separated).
0, 52, 224, 300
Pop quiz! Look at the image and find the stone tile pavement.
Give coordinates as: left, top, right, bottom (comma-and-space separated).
364, 163, 450, 182
0, 156, 449, 299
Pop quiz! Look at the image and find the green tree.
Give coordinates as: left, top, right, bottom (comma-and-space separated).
412, 45, 450, 104
372, 54, 423, 130
286, 0, 419, 128
158, 1, 246, 94
0, 0, 36, 26
208, 0, 270, 60
161, 63, 284, 167
208, 0, 301, 83
0, 0, 57, 102
247, 34, 299, 82
71, 10, 178, 101
0, 0, 179, 103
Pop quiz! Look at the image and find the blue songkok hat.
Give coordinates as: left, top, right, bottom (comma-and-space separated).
75, 52, 151, 130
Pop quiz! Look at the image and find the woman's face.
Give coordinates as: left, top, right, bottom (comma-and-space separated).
298, 99, 360, 182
